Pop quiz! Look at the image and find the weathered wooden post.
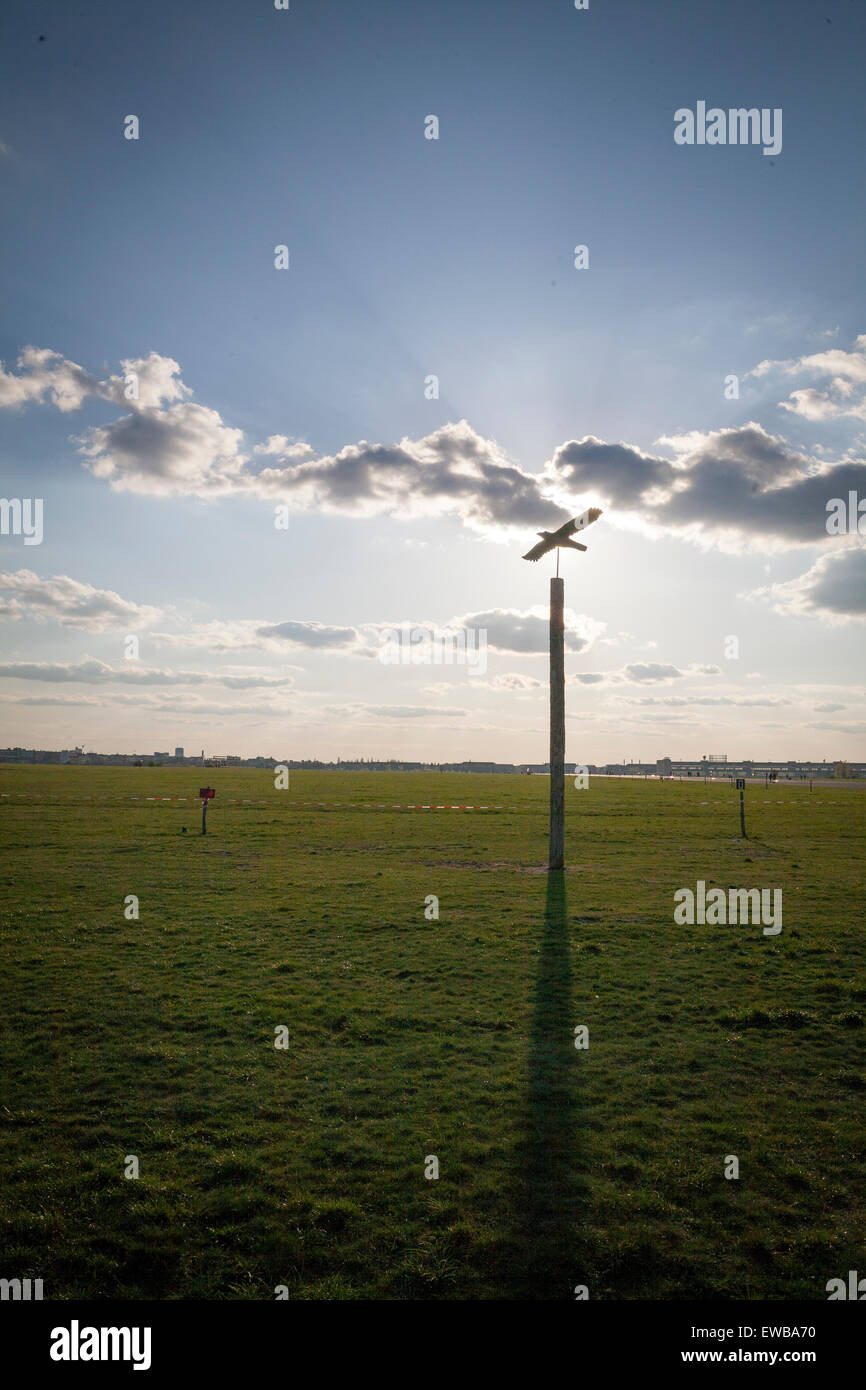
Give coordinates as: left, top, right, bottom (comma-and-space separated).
736, 777, 746, 837
199, 786, 215, 835
520, 506, 603, 874
549, 576, 565, 870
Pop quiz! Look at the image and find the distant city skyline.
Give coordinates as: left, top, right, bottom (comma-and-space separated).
1, 0, 864, 760
1, 743, 860, 776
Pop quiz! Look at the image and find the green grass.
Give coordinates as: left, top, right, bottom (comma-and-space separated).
0, 765, 863, 1300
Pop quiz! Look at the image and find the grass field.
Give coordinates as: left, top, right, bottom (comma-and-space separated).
1, 764, 863, 1300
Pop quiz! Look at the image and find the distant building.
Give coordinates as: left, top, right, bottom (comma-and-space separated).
154, 752, 169, 760
175, 747, 184, 759
656, 757, 673, 777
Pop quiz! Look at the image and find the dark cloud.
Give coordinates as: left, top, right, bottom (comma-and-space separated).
547, 436, 673, 503
622, 663, 683, 682
458, 607, 597, 654
748, 546, 866, 620
251, 421, 568, 533
257, 619, 361, 649
546, 425, 866, 548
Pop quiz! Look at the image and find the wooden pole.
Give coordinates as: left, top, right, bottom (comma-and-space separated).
739, 787, 746, 837
549, 576, 565, 870
201, 798, 208, 836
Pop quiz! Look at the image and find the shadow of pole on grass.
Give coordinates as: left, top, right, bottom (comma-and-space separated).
510, 869, 588, 1299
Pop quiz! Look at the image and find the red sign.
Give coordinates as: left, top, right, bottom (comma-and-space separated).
199, 787, 216, 799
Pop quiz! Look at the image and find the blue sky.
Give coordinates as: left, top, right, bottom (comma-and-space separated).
1, 0, 864, 761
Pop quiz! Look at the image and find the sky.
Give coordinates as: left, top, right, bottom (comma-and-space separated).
0, 0, 864, 763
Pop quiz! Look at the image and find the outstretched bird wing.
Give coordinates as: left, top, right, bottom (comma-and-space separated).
522, 537, 552, 562
558, 506, 603, 539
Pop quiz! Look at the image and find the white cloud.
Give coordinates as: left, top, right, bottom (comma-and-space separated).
253, 434, 314, 460
488, 673, 544, 690
780, 388, 852, 422
0, 691, 296, 718
101, 353, 192, 411
808, 719, 866, 735
0, 570, 160, 631
0, 658, 294, 688
625, 694, 791, 708
152, 620, 288, 653
750, 333, 866, 422
323, 702, 466, 719
0, 346, 99, 412
0, 348, 188, 414
781, 386, 866, 423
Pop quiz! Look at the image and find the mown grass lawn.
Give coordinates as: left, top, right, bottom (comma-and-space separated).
0, 765, 863, 1299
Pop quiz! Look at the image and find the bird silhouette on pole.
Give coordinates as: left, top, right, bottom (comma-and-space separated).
522, 507, 603, 573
